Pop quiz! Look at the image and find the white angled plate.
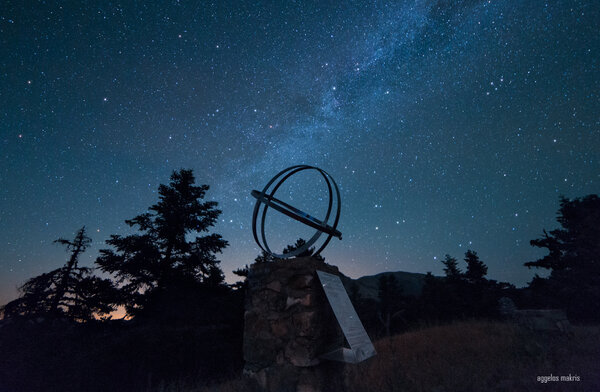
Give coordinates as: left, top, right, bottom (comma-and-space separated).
316, 270, 376, 363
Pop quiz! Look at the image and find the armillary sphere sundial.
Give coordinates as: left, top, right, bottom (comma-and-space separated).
250, 164, 376, 364
251, 164, 342, 258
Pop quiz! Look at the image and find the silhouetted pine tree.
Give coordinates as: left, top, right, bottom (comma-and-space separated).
231, 265, 249, 290
96, 169, 228, 316
464, 250, 487, 283
377, 274, 404, 335
282, 238, 325, 261
524, 194, 600, 321
416, 250, 511, 322
1, 227, 118, 321
417, 272, 451, 321
254, 249, 277, 264
461, 250, 494, 316
525, 195, 600, 272
441, 254, 461, 280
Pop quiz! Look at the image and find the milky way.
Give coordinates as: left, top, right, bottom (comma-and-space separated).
1, 1, 599, 305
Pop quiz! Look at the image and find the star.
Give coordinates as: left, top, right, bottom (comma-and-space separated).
0, 0, 597, 308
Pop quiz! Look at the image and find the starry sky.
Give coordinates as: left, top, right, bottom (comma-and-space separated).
1, 1, 599, 306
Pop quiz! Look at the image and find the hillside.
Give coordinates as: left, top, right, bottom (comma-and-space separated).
340, 270, 427, 300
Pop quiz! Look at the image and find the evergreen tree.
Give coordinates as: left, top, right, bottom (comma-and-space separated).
254, 249, 277, 264
377, 274, 403, 335
418, 271, 454, 321
282, 238, 325, 261
249, 238, 325, 266
1, 227, 118, 321
232, 265, 249, 290
524, 194, 600, 321
525, 195, 600, 272
464, 250, 487, 283
51, 227, 92, 312
441, 254, 461, 279
418, 250, 507, 322
96, 169, 228, 315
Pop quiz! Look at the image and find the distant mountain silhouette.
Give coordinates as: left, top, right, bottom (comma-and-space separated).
340, 271, 428, 299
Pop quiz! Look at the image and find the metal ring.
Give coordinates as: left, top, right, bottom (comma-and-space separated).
251, 165, 342, 259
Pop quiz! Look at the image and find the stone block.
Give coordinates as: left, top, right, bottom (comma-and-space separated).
286, 296, 302, 310
266, 280, 282, 292
271, 319, 290, 337
285, 340, 319, 367
252, 289, 285, 311
244, 257, 343, 391
293, 311, 317, 337
290, 274, 314, 289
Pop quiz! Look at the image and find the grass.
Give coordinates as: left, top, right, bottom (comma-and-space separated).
169, 320, 600, 392
345, 320, 600, 392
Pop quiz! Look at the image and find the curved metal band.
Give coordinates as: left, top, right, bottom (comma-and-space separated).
251, 190, 342, 239
260, 165, 331, 258
251, 165, 341, 259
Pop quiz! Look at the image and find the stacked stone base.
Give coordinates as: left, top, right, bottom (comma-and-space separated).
243, 257, 344, 392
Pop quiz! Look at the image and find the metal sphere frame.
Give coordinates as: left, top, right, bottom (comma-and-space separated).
251, 165, 342, 259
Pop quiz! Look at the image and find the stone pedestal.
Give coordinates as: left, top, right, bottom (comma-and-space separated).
243, 257, 345, 392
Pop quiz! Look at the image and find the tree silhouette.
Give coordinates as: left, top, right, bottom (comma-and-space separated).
96, 169, 228, 315
464, 250, 487, 283
377, 274, 404, 335
254, 249, 277, 264
441, 254, 461, 279
251, 238, 325, 264
1, 227, 118, 321
282, 238, 325, 261
51, 227, 92, 312
524, 194, 600, 321
416, 250, 511, 322
525, 195, 600, 272
417, 271, 455, 321
231, 265, 249, 290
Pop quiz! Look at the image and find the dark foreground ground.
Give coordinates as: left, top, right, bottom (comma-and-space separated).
195, 321, 600, 392
1, 319, 598, 392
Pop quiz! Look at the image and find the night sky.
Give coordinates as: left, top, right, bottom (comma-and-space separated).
1, 1, 599, 307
